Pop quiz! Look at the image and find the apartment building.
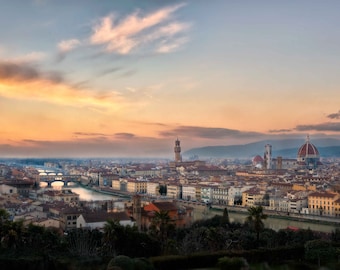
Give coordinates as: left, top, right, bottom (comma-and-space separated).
126, 178, 147, 193
146, 181, 160, 196
212, 186, 229, 205
167, 183, 182, 199
182, 185, 197, 201
229, 185, 253, 206
200, 185, 214, 203
242, 188, 264, 207
308, 191, 339, 216
288, 198, 308, 213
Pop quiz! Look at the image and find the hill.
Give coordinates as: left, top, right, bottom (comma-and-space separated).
183, 138, 340, 159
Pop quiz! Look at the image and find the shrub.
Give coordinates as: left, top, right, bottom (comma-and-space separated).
107, 255, 134, 270
133, 257, 155, 270
216, 256, 249, 270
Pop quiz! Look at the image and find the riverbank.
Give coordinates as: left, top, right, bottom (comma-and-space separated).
71, 184, 340, 231
211, 204, 340, 229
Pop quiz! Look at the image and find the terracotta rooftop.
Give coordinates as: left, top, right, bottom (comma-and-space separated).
308, 192, 338, 198
149, 201, 178, 211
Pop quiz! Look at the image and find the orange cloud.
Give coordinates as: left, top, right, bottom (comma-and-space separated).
90, 3, 190, 54
0, 61, 124, 110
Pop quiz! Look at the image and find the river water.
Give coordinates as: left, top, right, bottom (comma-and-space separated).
194, 207, 340, 233
43, 182, 340, 233
41, 181, 115, 201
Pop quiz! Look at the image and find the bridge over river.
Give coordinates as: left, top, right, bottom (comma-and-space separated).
36, 173, 81, 187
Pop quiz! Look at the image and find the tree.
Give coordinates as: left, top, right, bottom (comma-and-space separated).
103, 219, 121, 256
220, 208, 230, 226
66, 229, 101, 257
0, 208, 10, 225
158, 185, 167, 196
305, 239, 336, 267
149, 210, 174, 254
246, 205, 267, 246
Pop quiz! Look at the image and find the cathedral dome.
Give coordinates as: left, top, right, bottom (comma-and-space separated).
297, 136, 321, 169
252, 155, 263, 169
252, 155, 263, 163
297, 137, 319, 158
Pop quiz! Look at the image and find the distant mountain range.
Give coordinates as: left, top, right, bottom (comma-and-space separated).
183, 138, 340, 159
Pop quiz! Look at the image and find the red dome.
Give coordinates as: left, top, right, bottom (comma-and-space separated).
297, 137, 319, 158
252, 155, 263, 163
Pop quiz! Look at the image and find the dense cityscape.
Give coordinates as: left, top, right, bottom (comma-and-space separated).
1, 137, 340, 269
2, 1, 340, 269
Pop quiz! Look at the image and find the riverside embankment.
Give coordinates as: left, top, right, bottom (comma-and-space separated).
177, 201, 340, 233
48, 181, 340, 233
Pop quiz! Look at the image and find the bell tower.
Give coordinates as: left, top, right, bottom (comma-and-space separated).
174, 138, 182, 162
132, 194, 141, 231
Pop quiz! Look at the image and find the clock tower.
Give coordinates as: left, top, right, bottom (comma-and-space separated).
174, 138, 182, 162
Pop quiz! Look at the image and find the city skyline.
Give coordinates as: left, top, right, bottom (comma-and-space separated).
1, 0, 340, 158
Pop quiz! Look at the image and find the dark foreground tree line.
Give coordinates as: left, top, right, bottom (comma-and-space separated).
1, 206, 340, 270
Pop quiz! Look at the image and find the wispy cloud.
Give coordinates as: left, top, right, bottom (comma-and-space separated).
160, 126, 264, 139
97, 66, 122, 77
0, 61, 124, 109
90, 3, 190, 54
268, 129, 293, 133
295, 122, 340, 132
11, 51, 46, 63
0, 135, 171, 158
0, 61, 58, 82
327, 110, 340, 120
115, 133, 135, 139
157, 36, 188, 53
73, 132, 108, 137
58, 39, 81, 52
56, 39, 81, 62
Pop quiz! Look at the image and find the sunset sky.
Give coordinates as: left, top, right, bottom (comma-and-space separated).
1, 0, 340, 158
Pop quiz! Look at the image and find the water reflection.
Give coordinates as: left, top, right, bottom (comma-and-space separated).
39, 182, 117, 201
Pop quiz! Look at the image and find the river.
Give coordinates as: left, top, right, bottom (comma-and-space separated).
194, 207, 340, 233
40, 182, 116, 201
42, 182, 340, 233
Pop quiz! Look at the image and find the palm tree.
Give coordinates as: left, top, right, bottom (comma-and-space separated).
149, 210, 174, 254
103, 219, 121, 256
246, 205, 267, 246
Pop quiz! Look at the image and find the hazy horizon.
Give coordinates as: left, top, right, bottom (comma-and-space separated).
1, 0, 340, 157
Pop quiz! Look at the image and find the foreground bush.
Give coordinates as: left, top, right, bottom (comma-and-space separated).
107, 255, 134, 270
107, 255, 154, 270
216, 256, 249, 270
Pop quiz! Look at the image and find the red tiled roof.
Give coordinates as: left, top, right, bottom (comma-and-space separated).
308, 192, 337, 198
297, 141, 319, 157
148, 201, 178, 211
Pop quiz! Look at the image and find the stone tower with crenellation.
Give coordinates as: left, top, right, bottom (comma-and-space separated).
174, 138, 182, 162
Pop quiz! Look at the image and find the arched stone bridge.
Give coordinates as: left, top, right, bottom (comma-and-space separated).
36, 174, 81, 187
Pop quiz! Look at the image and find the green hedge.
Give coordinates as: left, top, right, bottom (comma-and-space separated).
150, 246, 305, 270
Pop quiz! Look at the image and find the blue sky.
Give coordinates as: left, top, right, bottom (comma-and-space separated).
0, 0, 340, 158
